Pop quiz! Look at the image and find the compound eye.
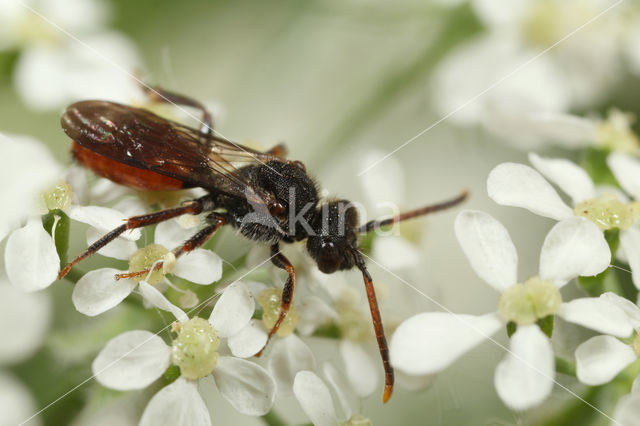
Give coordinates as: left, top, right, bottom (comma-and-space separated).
317, 241, 340, 274
268, 200, 286, 216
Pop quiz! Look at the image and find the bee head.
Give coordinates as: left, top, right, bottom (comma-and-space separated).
306, 200, 359, 274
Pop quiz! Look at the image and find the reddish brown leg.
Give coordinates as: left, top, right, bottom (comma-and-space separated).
115, 214, 226, 280
265, 143, 288, 158
355, 253, 394, 403
255, 244, 295, 357
58, 200, 205, 280
142, 85, 213, 138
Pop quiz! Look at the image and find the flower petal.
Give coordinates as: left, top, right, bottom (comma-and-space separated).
620, 227, 640, 290
293, 370, 338, 426
372, 236, 420, 270
558, 297, 633, 337
5, 219, 59, 292
359, 149, 405, 210
323, 362, 358, 420
528, 153, 595, 204
608, 152, 640, 200
601, 292, 640, 329
613, 392, 640, 426
0, 281, 51, 364
575, 335, 636, 386
390, 312, 502, 375
340, 341, 378, 398
93, 330, 170, 390
0, 371, 39, 426
212, 356, 276, 416
154, 218, 195, 250
227, 319, 268, 358
454, 210, 517, 292
173, 249, 222, 285
494, 325, 554, 410
209, 282, 254, 338
67, 205, 140, 240
86, 226, 138, 260
72, 268, 136, 316
140, 378, 211, 426
139, 281, 188, 323
267, 334, 316, 396
539, 217, 610, 286
487, 163, 573, 220
296, 296, 338, 336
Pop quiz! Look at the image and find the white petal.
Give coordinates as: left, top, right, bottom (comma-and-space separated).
139, 281, 188, 323
390, 312, 502, 375
72, 268, 136, 316
0, 371, 39, 426
575, 335, 636, 386
0, 132, 61, 241
608, 152, 640, 200
5, 219, 59, 292
359, 149, 405, 210
524, 112, 597, 149
372, 236, 420, 270
293, 371, 338, 426
227, 320, 268, 358
613, 392, 640, 426
600, 292, 640, 329
0, 281, 51, 364
557, 298, 633, 337
267, 334, 316, 396
173, 249, 222, 285
539, 217, 610, 286
323, 362, 358, 420
487, 163, 573, 220
209, 282, 254, 338
67, 205, 140, 240
620, 228, 640, 290
86, 226, 138, 260
296, 296, 338, 336
140, 378, 211, 426
494, 325, 554, 411
471, 0, 529, 27
154, 219, 195, 249
454, 210, 517, 292
340, 341, 378, 398
112, 197, 147, 217
92, 330, 170, 390
212, 356, 276, 416
528, 153, 595, 204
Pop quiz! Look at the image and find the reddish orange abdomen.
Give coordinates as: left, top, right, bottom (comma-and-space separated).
72, 142, 188, 191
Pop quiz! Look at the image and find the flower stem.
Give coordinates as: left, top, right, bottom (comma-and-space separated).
261, 410, 289, 426
555, 356, 576, 377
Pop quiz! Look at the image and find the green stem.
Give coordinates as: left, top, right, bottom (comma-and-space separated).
262, 410, 288, 426
555, 356, 577, 377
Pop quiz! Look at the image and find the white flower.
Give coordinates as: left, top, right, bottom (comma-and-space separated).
390, 210, 617, 410
71, 219, 223, 315
574, 292, 640, 386
612, 375, 640, 426
92, 282, 276, 425
489, 152, 640, 289
293, 366, 371, 426
432, 0, 636, 146
0, 0, 143, 110
0, 371, 41, 426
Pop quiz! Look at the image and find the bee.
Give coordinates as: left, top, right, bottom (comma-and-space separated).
58, 87, 468, 402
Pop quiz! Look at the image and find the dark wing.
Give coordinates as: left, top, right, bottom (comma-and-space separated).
61, 100, 280, 205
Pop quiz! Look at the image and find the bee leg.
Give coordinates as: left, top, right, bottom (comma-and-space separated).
255, 244, 295, 357
115, 214, 226, 280
58, 199, 206, 280
141, 85, 213, 138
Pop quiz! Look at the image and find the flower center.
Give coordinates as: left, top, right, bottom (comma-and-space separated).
171, 317, 220, 380
498, 276, 562, 325
258, 288, 299, 337
43, 182, 73, 211
596, 110, 640, 154
574, 194, 635, 231
341, 414, 372, 426
128, 244, 170, 284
